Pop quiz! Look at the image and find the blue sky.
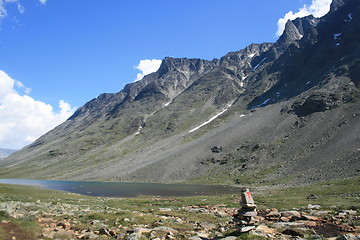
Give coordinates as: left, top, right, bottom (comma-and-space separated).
0, 0, 332, 149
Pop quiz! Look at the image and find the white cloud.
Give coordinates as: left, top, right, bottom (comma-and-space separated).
0, 0, 7, 19
0, 0, 46, 21
0, 70, 76, 149
0, 0, 24, 19
134, 59, 162, 81
17, 2, 24, 14
276, 0, 332, 36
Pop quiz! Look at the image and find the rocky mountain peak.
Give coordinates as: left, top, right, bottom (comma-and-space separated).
283, 20, 304, 41
264, 15, 320, 61
157, 57, 218, 77
220, 43, 273, 65
281, 15, 320, 43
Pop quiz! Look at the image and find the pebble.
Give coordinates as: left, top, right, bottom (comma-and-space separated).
159, 207, 172, 211
307, 204, 321, 209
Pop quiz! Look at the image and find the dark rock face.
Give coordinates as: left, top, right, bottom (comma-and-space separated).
330, 0, 348, 12
291, 92, 343, 117
1, 0, 360, 184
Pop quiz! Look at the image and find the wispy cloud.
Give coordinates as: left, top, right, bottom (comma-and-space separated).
277, 0, 332, 36
0, 0, 22, 19
0, 0, 8, 19
0, 70, 76, 149
17, 2, 24, 14
134, 59, 162, 81
0, 0, 46, 21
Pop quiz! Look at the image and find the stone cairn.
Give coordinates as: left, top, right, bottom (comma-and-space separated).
233, 188, 258, 232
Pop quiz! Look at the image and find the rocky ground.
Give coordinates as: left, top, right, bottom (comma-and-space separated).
0, 197, 359, 240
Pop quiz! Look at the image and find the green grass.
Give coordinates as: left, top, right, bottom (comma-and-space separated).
254, 177, 360, 210
186, 176, 360, 212
0, 177, 359, 239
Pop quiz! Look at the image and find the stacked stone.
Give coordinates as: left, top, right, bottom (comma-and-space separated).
234, 188, 258, 232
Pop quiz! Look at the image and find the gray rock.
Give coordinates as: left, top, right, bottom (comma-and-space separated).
79, 232, 99, 239
126, 232, 141, 240
131, 227, 152, 234
159, 207, 172, 212
265, 210, 281, 218
273, 222, 306, 228
189, 237, 204, 240
336, 234, 360, 240
220, 237, 237, 240
152, 226, 178, 233
307, 204, 321, 209
98, 228, 110, 236
342, 210, 357, 215
307, 194, 318, 199
281, 210, 301, 218
199, 220, 217, 230
310, 234, 324, 240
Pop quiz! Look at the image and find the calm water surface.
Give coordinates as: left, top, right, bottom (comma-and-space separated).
0, 179, 240, 197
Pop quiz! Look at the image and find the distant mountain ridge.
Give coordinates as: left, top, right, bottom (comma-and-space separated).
1, 0, 359, 185
0, 149, 18, 159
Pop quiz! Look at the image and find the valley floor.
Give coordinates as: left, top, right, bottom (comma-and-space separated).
0, 178, 359, 239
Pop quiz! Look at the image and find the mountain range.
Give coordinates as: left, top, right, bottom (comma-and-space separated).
0, 148, 17, 160
1, 0, 359, 186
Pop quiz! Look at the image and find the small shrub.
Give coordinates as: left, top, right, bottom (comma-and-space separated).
0, 210, 9, 218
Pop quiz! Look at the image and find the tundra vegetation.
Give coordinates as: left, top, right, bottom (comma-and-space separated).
0, 177, 359, 239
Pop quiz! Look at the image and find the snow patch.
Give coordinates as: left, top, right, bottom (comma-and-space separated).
252, 98, 270, 109
248, 53, 256, 58
241, 76, 248, 86
345, 13, 352, 22
260, 98, 270, 105
253, 57, 267, 71
333, 33, 342, 40
189, 103, 233, 133
276, 92, 280, 97
7, 163, 19, 168
135, 126, 143, 136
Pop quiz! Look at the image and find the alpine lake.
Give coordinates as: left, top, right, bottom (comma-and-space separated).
0, 179, 240, 197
